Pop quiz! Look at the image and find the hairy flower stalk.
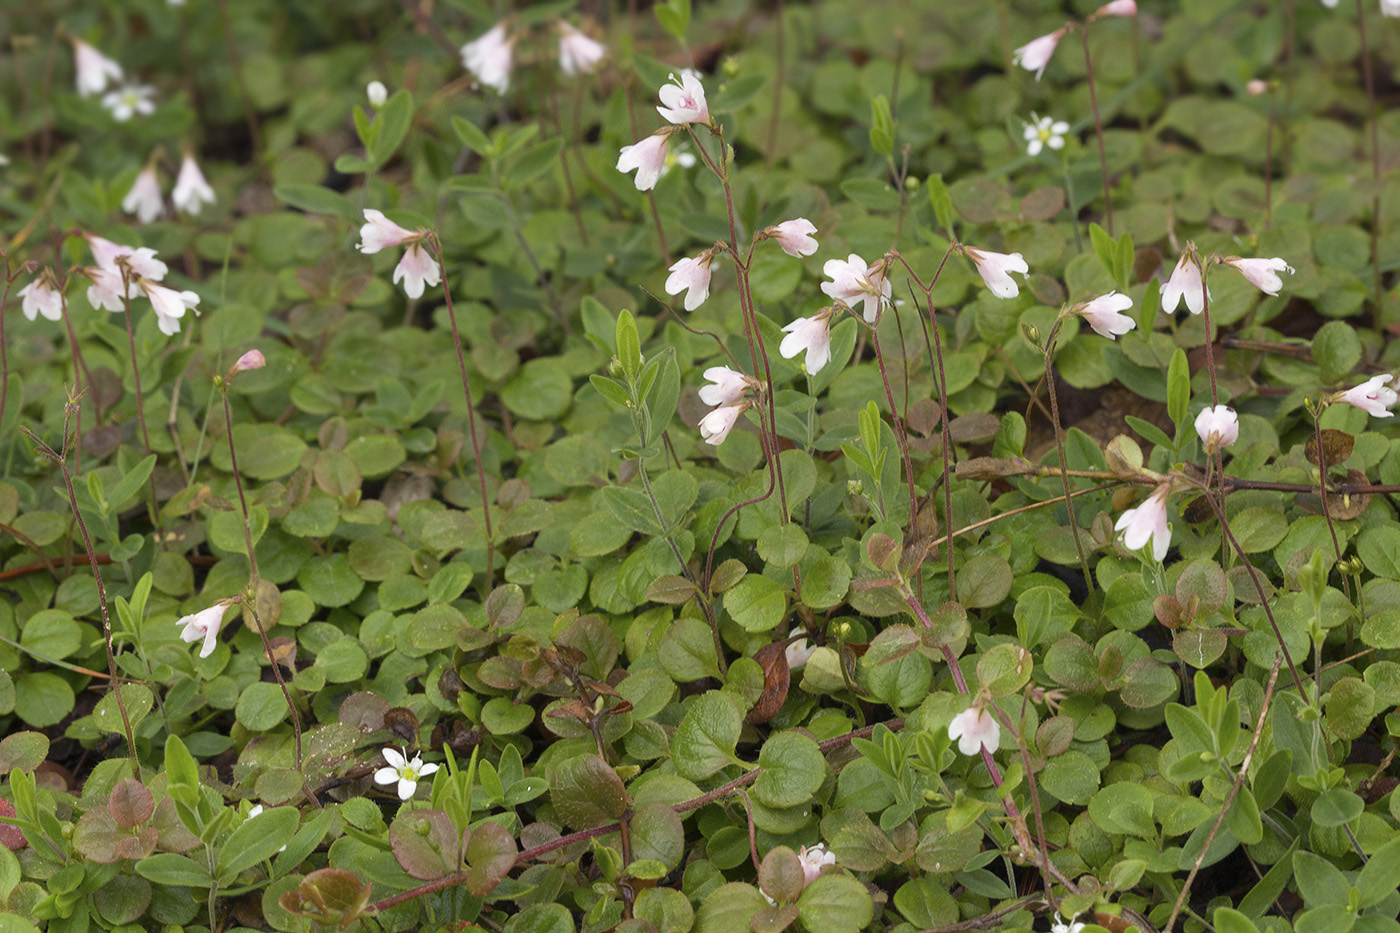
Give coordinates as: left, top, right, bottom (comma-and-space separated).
21, 410, 137, 766
426, 232, 496, 586
219, 358, 307, 785
1042, 316, 1097, 603
673, 77, 793, 586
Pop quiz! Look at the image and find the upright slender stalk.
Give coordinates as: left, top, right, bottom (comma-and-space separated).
0, 263, 13, 431
1263, 84, 1277, 230
690, 126, 790, 525
1043, 320, 1096, 604
870, 327, 922, 600
765, 0, 785, 163
219, 382, 304, 776
545, 75, 588, 245
215, 0, 263, 166
1195, 484, 1304, 695
1161, 655, 1283, 933
1080, 25, 1114, 234
1312, 406, 1352, 603
57, 286, 93, 475
119, 274, 153, 454
429, 234, 496, 584
622, 6, 670, 264
893, 247, 956, 598
1354, 0, 1383, 314
22, 411, 137, 767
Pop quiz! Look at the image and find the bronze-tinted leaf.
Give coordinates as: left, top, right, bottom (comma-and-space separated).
1180, 495, 1214, 525
746, 640, 791, 725
463, 821, 518, 896
866, 533, 901, 572
906, 398, 942, 437
389, 809, 459, 881
113, 826, 159, 861
1305, 428, 1354, 469
1020, 185, 1066, 222
0, 800, 26, 850
383, 707, 419, 745
759, 846, 805, 905
110, 778, 154, 828
267, 636, 297, 673
338, 692, 389, 733
1154, 594, 1185, 630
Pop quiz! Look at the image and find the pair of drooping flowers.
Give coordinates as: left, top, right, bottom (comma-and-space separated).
19, 233, 202, 336
460, 19, 606, 94
123, 153, 216, 224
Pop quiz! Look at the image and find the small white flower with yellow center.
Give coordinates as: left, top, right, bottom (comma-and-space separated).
374, 747, 439, 801
1023, 113, 1069, 157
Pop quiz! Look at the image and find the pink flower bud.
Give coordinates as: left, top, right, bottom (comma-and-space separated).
230, 350, 266, 376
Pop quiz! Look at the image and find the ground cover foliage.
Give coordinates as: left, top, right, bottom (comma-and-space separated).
4, 0, 1400, 932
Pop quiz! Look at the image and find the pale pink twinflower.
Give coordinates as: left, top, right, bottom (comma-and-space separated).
1334, 374, 1398, 418
797, 844, 836, 884
393, 243, 441, 299
699, 402, 748, 446
1092, 0, 1137, 18
1383, 0, 1400, 16
85, 267, 129, 312
1053, 914, 1088, 933
1159, 251, 1208, 315
172, 153, 216, 215
779, 311, 834, 375
122, 166, 165, 224
1013, 29, 1066, 81
767, 218, 818, 257
1074, 291, 1136, 339
1195, 405, 1239, 451
85, 234, 168, 281
964, 246, 1028, 299
1221, 256, 1293, 297
657, 71, 710, 126
616, 132, 672, 192
177, 602, 231, 658
698, 366, 755, 407
137, 280, 200, 336
948, 706, 1001, 756
358, 209, 421, 253
822, 253, 890, 323
460, 23, 514, 94
73, 39, 123, 97
558, 22, 605, 77
19, 276, 63, 323
785, 630, 816, 670
1115, 483, 1173, 562
665, 253, 714, 311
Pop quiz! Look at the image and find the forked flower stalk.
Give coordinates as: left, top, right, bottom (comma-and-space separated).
428, 233, 496, 585
1079, 23, 1114, 233
218, 372, 306, 780
22, 405, 137, 767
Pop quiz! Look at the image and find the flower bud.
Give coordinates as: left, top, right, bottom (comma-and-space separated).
1246, 79, 1268, 96
229, 349, 266, 378
367, 81, 388, 107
